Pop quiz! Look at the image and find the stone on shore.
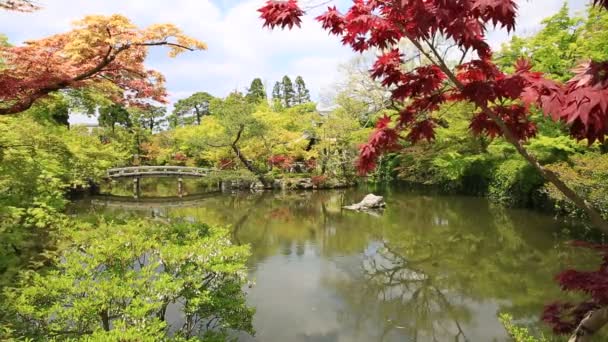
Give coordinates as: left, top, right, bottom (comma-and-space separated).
344, 194, 386, 211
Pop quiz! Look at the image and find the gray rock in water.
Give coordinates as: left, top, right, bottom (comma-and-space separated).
344, 194, 386, 211
296, 178, 314, 190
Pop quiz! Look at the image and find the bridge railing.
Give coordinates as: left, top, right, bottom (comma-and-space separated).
107, 166, 213, 178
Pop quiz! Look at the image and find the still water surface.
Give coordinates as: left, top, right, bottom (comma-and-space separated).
74, 181, 593, 341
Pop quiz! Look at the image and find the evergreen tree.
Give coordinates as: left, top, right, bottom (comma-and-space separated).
98, 104, 131, 133
246, 78, 267, 103
173, 92, 214, 125
271, 81, 282, 101
132, 105, 166, 131
294, 75, 311, 104
271, 81, 283, 111
281, 75, 295, 108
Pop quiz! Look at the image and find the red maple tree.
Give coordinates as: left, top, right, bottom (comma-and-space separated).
268, 154, 295, 171
258, 0, 608, 339
0, 15, 207, 115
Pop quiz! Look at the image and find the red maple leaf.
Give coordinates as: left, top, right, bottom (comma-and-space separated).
527, 61, 608, 143
316, 6, 345, 35
375, 114, 393, 129
258, 0, 304, 29
406, 119, 436, 143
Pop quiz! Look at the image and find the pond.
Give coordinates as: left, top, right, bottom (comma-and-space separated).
72, 181, 595, 341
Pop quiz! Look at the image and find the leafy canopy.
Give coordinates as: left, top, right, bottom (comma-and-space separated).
172, 92, 215, 126
3, 220, 254, 341
0, 14, 207, 115
246, 78, 267, 104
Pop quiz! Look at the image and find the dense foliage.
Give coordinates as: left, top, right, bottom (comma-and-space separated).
0, 113, 128, 287
2, 220, 253, 341
142, 86, 369, 185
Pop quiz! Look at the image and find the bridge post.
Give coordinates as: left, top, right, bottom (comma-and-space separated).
133, 177, 140, 199
177, 177, 184, 198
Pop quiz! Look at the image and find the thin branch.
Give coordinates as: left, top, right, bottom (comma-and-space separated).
232, 125, 245, 147
458, 47, 469, 66
204, 142, 230, 148
133, 41, 195, 51
301, 0, 334, 11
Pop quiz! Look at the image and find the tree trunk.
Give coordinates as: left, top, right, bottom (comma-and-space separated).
231, 125, 273, 188
568, 307, 608, 342
100, 309, 110, 331
600, 141, 608, 154
195, 108, 201, 125
158, 301, 168, 322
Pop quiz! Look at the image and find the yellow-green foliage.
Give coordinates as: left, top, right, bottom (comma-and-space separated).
499, 313, 548, 342
144, 99, 368, 180
314, 107, 372, 178
0, 116, 127, 205
0, 116, 128, 289
147, 116, 227, 166
253, 102, 317, 160
3, 220, 253, 341
496, 5, 608, 82
545, 152, 608, 220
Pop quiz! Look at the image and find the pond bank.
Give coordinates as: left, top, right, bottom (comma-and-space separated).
220, 176, 355, 191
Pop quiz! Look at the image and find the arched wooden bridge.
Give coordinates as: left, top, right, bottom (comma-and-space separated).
105, 166, 215, 199
107, 166, 213, 179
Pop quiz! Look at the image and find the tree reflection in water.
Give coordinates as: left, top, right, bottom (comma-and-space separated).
361, 241, 470, 341
76, 186, 599, 341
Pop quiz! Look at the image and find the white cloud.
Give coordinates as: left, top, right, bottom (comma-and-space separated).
486, 0, 587, 49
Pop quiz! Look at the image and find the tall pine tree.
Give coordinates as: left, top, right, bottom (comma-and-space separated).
172, 92, 214, 125
98, 104, 132, 133
246, 78, 267, 103
271, 81, 283, 111
271, 81, 282, 101
281, 75, 295, 108
294, 76, 311, 104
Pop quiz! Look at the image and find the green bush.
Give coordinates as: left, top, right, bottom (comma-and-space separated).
544, 152, 608, 223
489, 158, 544, 206
2, 220, 254, 341
499, 313, 549, 342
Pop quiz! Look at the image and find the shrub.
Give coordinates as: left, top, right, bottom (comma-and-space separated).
499, 313, 548, 342
489, 158, 544, 207
3, 220, 254, 341
268, 154, 294, 171
544, 153, 608, 222
311, 175, 328, 187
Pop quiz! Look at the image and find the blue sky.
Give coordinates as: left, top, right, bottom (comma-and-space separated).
0, 0, 587, 123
